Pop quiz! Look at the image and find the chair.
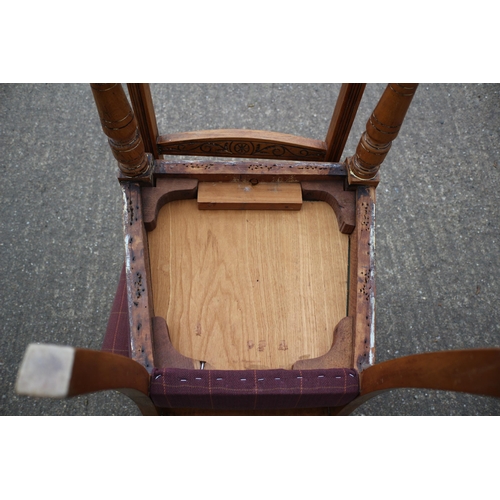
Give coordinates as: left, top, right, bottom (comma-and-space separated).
15, 83, 500, 415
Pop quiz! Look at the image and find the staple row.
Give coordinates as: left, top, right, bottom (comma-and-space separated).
154, 372, 355, 382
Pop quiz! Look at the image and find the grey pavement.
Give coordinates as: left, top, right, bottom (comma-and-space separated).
1, 83, 499, 415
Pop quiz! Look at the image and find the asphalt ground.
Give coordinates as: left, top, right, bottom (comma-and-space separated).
1, 83, 499, 416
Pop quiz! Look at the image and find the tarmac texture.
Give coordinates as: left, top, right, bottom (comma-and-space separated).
1, 83, 499, 415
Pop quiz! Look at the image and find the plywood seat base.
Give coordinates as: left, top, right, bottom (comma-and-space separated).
148, 198, 350, 371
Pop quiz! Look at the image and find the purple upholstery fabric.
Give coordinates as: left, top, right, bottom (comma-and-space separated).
103, 266, 360, 409
150, 368, 359, 409
102, 265, 130, 357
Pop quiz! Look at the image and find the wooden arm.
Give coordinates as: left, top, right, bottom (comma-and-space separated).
334, 348, 500, 415
16, 344, 158, 415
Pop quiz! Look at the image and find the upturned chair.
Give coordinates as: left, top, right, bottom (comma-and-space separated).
16, 84, 500, 415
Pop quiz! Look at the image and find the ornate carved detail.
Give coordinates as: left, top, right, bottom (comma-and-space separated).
159, 139, 325, 161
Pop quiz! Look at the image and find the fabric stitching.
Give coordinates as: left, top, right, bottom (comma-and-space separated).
294, 369, 303, 408
209, 370, 213, 410
253, 370, 258, 410
150, 368, 359, 408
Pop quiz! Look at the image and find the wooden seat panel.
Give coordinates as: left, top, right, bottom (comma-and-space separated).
148, 199, 349, 370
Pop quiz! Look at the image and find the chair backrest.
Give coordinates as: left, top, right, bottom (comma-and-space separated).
90, 83, 418, 185
127, 83, 366, 163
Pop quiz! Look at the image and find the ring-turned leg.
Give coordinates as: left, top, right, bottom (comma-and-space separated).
347, 83, 418, 186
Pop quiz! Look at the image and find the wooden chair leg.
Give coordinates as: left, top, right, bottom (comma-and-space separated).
333, 349, 500, 415
90, 83, 150, 178
347, 83, 418, 186
16, 344, 158, 416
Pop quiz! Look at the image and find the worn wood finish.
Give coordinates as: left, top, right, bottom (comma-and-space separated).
122, 182, 155, 373
148, 199, 349, 370
70, 348, 157, 415
142, 177, 198, 231
90, 84, 149, 177
347, 83, 418, 185
349, 186, 376, 372
116, 153, 155, 186
325, 84, 366, 162
16, 344, 157, 416
198, 181, 302, 210
361, 349, 500, 397
336, 349, 500, 415
154, 159, 346, 182
157, 129, 327, 161
127, 84, 160, 159
292, 317, 353, 369
301, 180, 356, 234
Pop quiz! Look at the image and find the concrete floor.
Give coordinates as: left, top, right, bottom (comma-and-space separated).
1, 83, 499, 415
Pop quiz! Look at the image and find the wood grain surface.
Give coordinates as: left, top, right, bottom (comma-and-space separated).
197, 181, 302, 210
325, 83, 366, 162
148, 200, 349, 369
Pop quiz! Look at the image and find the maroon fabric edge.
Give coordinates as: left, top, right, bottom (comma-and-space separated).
102, 264, 130, 357
150, 368, 359, 409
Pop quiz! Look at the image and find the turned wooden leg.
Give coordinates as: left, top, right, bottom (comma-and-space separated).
347, 83, 418, 186
334, 348, 500, 415
90, 83, 150, 178
16, 344, 158, 416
